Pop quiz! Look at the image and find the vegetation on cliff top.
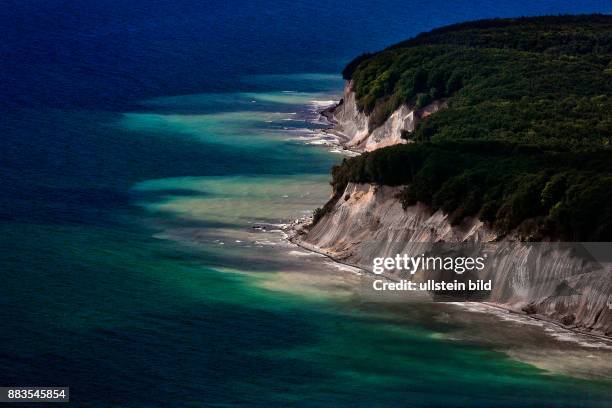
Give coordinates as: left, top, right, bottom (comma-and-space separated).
332, 15, 612, 241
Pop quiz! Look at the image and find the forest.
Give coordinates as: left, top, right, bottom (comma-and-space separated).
330, 15, 612, 241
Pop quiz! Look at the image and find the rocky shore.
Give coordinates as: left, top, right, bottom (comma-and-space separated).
290, 81, 612, 338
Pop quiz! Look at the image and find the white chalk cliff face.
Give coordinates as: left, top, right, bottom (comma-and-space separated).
330, 81, 444, 152
299, 83, 612, 337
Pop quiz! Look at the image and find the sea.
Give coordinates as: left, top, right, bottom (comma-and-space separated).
2, 1, 612, 406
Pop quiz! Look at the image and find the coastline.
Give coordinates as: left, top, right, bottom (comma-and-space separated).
282, 214, 612, 380
281, 100, 612, 349
286, 216, 612, 346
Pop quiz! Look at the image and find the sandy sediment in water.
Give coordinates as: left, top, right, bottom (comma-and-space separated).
277, 80, 612, 378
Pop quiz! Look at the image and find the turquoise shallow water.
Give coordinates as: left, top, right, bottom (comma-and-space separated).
4, 1, 612, 405
3, 73, 611, 406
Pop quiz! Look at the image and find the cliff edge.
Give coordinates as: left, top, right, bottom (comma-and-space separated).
296, 182, 612, 337
298, 15, 612, 337
326, 81, 444, 152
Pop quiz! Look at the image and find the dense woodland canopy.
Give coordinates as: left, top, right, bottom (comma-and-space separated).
331, 15, 612, 241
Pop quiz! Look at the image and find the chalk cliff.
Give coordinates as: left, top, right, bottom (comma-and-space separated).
298, 85, 612, 337
327, 81, 445, 152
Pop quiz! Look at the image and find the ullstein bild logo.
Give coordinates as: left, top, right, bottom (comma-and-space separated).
372, 254, 487, 275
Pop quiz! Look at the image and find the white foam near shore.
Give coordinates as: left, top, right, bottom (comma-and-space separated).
288, 250, 318, 257
281, 127, 357, 157
329, 147, 359, 156
307, 139, 329, 145
324, 260, 363, 275
450, 302, 612, 349
308, 100, 338, 109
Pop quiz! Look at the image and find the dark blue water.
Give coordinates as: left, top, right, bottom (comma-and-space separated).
2, 1, 612, 406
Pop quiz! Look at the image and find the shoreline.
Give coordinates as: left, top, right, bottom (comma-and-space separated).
317, 102, 364, 154
282, 102, 612, 347
286, 220, 612, 346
